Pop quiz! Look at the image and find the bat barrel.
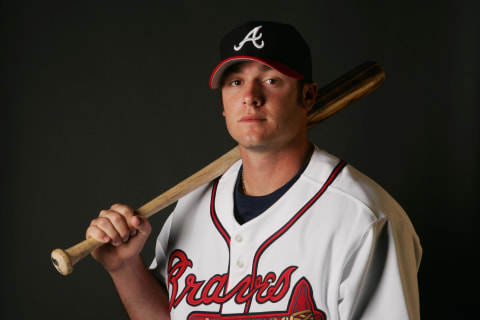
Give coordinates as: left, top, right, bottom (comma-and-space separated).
307, 61, 385, 128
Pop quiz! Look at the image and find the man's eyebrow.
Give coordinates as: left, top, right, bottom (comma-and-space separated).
260, 64, 273, 72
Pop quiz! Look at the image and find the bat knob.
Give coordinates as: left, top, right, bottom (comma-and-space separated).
51, 248, 73, 276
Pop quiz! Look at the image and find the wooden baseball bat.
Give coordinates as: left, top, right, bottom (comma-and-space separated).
51, 61, 385, 275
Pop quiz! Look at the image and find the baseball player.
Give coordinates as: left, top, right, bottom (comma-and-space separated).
86, 21, 422, 320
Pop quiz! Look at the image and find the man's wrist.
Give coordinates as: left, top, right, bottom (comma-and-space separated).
107, 254, 146, 277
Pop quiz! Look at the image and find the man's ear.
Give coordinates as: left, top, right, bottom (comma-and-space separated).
303, 82, 318, 112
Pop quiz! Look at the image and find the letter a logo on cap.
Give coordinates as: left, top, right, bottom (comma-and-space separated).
234, 25, 264, 51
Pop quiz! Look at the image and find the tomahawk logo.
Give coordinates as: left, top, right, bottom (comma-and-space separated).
234, 25, 265, 51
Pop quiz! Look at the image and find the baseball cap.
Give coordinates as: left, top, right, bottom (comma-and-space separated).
209, 21, 312, 89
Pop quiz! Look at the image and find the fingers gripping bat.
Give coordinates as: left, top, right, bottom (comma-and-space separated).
51, 61, 385, 275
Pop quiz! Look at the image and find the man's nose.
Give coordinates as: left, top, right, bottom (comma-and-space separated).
242, 82, 264, 107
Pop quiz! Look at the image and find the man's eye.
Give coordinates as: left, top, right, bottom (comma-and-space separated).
265, 79, 278, 85
230, 80, 242, 86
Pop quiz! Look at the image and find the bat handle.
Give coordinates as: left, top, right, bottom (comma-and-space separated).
51, 237, 103, 275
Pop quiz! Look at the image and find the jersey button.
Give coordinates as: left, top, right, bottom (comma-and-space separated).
236, 259, 245, 269
235, 235, 243, 243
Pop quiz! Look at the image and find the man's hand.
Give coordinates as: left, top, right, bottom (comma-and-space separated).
86, 203, 152, 273
85, 204, 169, 319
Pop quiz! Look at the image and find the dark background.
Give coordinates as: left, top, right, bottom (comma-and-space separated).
2, 0, 478, 319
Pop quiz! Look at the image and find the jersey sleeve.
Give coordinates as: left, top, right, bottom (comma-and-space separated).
149, 214, 173, 286
338, 217, 422, 320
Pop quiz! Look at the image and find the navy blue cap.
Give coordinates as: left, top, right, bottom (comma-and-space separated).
210, 21, 312, 89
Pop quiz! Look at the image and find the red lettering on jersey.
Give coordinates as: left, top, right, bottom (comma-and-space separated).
188, 278, 327, 319
167, 250, 297, 311
201, 274, 229, 304
167, 250, 193, 311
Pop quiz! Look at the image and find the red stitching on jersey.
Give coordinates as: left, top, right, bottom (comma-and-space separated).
210, 178, 232, 314
210, 178, 231, 247
244, 160, 347, 313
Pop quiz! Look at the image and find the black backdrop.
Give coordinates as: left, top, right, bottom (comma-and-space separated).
2, 1, 478, 319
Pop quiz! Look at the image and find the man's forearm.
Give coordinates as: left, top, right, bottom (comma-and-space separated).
109, 255, 170, 320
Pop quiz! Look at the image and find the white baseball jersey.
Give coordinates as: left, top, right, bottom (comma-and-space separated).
150, 147, 422, 320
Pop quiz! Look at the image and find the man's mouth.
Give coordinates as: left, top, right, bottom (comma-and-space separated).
239, 115, 266, 122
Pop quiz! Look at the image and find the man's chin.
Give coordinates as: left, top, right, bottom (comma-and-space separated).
238, 139, 277, 153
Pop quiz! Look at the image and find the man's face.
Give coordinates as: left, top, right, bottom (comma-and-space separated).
221, 61, 313, 152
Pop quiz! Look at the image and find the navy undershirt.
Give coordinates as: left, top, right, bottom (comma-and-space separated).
234, 161, 309, 225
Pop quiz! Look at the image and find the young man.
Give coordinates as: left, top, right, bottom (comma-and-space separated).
86, 21, 422, 319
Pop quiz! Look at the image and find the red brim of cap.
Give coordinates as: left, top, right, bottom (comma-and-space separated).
209, 56, 304, 89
